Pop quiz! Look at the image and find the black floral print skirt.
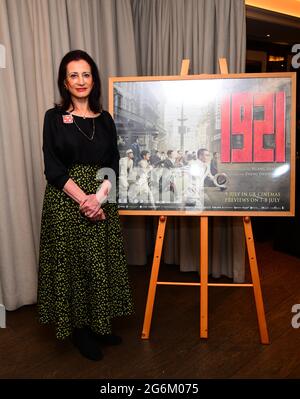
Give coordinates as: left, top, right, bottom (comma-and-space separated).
37, 164, 134, 340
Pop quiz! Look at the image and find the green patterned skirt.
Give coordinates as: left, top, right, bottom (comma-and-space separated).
38, 164, 134, 340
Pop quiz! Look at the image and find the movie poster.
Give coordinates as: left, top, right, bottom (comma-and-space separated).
111, 75, 295, 215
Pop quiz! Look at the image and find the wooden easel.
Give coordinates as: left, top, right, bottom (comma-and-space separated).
141, 58, 270, 344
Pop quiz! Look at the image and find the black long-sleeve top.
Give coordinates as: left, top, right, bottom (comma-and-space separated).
42, 107, 120, 190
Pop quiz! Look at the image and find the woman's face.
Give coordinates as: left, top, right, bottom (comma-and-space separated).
65, 59, 94, 100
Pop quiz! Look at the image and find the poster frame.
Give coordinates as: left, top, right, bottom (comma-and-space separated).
108, 72, 296, 217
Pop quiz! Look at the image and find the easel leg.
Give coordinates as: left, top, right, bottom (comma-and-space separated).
243, 217, 270, 344
142, 216, 167, 339
200, 216, 208, 338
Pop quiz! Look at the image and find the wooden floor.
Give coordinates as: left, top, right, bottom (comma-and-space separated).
1, 240, 300, 379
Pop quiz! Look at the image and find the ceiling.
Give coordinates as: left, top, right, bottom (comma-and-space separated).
245, 0, 300, 18
246, 17, 300, 46
246, 2, 300, 46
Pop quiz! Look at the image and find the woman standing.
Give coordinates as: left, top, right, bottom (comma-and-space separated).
38, 50, 133, 361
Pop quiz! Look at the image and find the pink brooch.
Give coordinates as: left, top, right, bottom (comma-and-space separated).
62, 114, 73, 124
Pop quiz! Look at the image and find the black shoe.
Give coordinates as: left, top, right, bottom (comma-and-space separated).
71, 327, 103, 361
92, 332, 122, 346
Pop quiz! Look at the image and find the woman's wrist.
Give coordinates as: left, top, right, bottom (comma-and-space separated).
63, 178, 88, 205
79, 193, 88, 205
96, 180, 111, 204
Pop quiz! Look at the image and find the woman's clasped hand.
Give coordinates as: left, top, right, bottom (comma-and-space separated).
80, 194, 106, 221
